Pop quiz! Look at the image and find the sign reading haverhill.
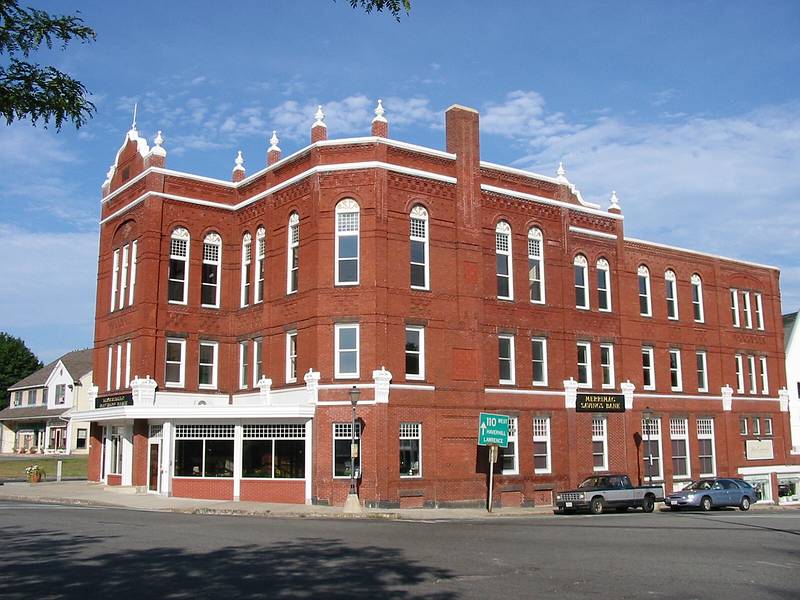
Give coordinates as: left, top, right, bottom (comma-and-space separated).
576, 393, 625, 413
478, 412, 509, 447
96, 393, 133, 409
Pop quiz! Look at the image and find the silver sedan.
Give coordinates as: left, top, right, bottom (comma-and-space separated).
664, 478, 756, 511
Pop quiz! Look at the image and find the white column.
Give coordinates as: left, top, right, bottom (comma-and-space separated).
233, 422, 243, 501
64, 421, 73, 456
121, 424, 134, 486
621, 380, 635, 410
721, 384, 733, 412
373, 367, 392, 403
563, 378, 578, 409
304, 418, 313, 504
103, 426, 111, 482
160, 421, 172, 496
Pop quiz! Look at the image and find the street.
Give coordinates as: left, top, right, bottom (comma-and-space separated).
1, 500, 798, 599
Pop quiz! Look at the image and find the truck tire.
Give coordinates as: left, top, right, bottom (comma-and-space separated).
701, 496, 712, 511
590, 496, 604, 515
740, 496, 751, 511
642, 495, 655, 513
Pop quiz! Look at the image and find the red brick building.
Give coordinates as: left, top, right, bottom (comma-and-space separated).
73, 102, 796, 507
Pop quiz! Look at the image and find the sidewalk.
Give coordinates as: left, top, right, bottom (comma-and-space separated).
1, 480, 796, 520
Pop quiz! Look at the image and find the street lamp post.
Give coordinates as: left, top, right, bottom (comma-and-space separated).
643, 407, 653, 486
343, 385, 362, 513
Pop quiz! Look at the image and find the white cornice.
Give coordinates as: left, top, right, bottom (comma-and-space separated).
568, 226, 618, 240
625, 237, 779, 271
481, 184, 623, 220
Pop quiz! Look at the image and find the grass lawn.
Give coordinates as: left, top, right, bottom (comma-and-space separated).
0, 456, 88, 479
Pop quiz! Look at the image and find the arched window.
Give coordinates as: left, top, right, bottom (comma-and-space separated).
168, 227, 190, 304
255, 227, 266, 303
201, 233, 221, 308
241, 233, 252, 307
691, 274, 704, 322
287, 212, 299, 293
335, 199, 360, 285
410, 205, 429, 290
574, 254, 589, 309
495, 221, 513, 300
638, 265, 652, 316
596, 258, 611, 311
665, 269, 678, 320
528, 227, 544, 303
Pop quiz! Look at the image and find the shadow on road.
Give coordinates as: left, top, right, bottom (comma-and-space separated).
0, 525, 457, 599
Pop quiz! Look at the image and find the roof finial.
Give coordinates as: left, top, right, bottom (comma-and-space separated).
314, 105, 326, 128
372, 98, 387, 123
234, 150, 245, 172
608, 190, 621, 212
154, 130, 163, 147
269, 130, 280, 152
131, 102, 138, 131
556, 161, 567, 182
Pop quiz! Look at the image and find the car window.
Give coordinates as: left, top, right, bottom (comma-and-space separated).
712, 482, 723, 490
721, 480, 737, 490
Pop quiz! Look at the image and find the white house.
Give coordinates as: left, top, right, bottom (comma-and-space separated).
785, 311, 800, 453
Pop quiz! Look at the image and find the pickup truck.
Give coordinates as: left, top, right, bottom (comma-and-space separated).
554, 474, 663, 514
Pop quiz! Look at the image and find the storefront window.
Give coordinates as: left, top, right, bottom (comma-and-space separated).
745, 477, 772, 503
204, 440, 234, 477
242, 424, 305, 479
778, 477, 799, 503
175, 440, 203, 477
174, 425, 234, 478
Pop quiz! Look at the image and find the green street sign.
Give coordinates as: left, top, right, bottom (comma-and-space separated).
478, 412, 509, 448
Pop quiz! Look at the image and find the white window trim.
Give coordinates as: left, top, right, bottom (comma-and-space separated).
638, 266, 652, 317
592, 417, 608, 472
533, 416, 551, 474
115, 343, 122, 390
600, 343, 615, 389
198, 341, 219, 390
334, 323, 360, 379
252, 338, 263, 387
755, 292, 764, 330
735, 354, 745, 393
730, 289, 740, 327
106, 345, 113, 391
665, 270, 678, 320
669, 418, 692, 480
128, 240, 137, 306
669, 349, 683, 392
597, 258, 611, 312
577, 341, 592, 388
287, 213, 299, 294
110, 249, 119, 312
335, 199, 360, 286
399, 422, 422, 479
743, 291, 753, 329
574, 254, 589, 310
239, 341, 249, 389
504, 417, 519, 475
168, 228, 190, 305
498, 334, 515, 385
495, 221, 514, 301
747, 355, 757, 393
697, 418, 716, 477
740, 417, 748, 435
696, 351, 708, 393
528, 227, 545, 304
255, 227, 266, 304
531, 337, 548, 387
759, 356, 769, 394
691, 274, 704, 323
119, 244, 129, 310
201, 233, 222, 308
410, 206, 430, 291
124, 340, 131, 388
405, 326, 425, 381
286, 331, 298, 384
642, 347, 655, 390
332, 422, 361, 479
240, 233, 252, 307
642, 417, 664, 480
165, 338, 186, 388
764, 417, 773, 436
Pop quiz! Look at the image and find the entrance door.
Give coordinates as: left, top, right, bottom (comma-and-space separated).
148, 440, 161, 493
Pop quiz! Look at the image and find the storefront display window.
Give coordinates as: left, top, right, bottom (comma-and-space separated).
241, 424, 305, 479
745, 476, 772, 503
778, 477, 799, 504
174, 425, 234, 478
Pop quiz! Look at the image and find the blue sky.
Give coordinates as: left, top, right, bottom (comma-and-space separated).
1, 0, 799, 363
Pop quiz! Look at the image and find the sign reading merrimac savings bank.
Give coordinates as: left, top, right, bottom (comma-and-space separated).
95, 393, 134, 410
575, 393, 625, 413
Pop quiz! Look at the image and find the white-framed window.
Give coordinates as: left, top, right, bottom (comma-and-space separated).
531, 337, 547, 386
405, 326, 425, 380
691, 274, 704, 322
735, 354, 744, 393
165, 338, 186, 387
696, 351, 708, 392
410, 205, 429, 290
642, 347, 655, 390
201, 233, 221, 308
129, 240, 138, 306
730, 289, 740, 327
533, 416, 551, 474
670, 418, 691, 480
528, 227, 545, 303
241, 233, 252, 307
592, 417, 608, 471
399, 422, 422, 478
198, 341, 218, 389
759, 356, 769, 394
600, 343, 615, 389
115, 342, 122, 390
119, 244, 129, 310
110, 248, 120, 311
697, 418, 716, 476
498, 334, 515, 385
754, 292, 764, 330
747, 355, 757, 393
287, 212, 299, 294
752, 416, 761, 436
502, 417, 519, 475
764, 417, 773, 436
638, 265, 652, 317
335, 198, 360, 285
742, 291, 753, 329
106, 345, 112, 391
335, 323, 359, 379
669, 349, 683, 391
54, 383, 66, 405
255, 227, 266, 303
596, 258, 611, 311
574, 254, 589, 309
577, 341, 592, 388
239, 341, 249, 389
168, 227, 190, 304
108, 426, 123, 475
495, 221, 513, 300
333, 422, 361, 478
174, 424, 235, 478
253, 338, 263, 387
124, 340, 131, 387
642, 416, 663, 480
286, 331, 297, 383
739, 417, 748, 435
241, 424, 306, 479
665, 270, 678, 320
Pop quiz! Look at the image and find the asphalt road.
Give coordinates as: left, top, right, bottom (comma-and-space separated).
1, 501, 798, 599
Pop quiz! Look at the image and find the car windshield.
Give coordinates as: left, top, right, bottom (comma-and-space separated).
685, 480, 714, 491
578, 477, 608, 488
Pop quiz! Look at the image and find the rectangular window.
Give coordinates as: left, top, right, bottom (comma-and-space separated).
691, 276, 704, 322
119, 244, 129, 310
597, 262, 611, 311
165, 339, 186, 387
110, 248, 120, 311
26, 389, 35, 405
600, 343, 615, 389
410, 211, 429, 289
577, 342, 592, 387
696, 351, 708, 392
669, 349, 682, 391
495, 226, 513, 300
739, 417, 748, 435
253, 337, 263, 387
642, 417, 663, 480
764, 417, 773, 436
255, 232, 266, 303
399, 422, 422, 478
54, 383, 66, 405
639, 271, 652, 316
125, 340, 131, 388
730, 289, 740, 327
735, 354, 744, 393
168, 236, 189, 303
697, 418, 716, 476
752, 416, 761, 436
241, 237, 252, 307
106, 345, 112, 391
665, 275, 678, 320
405, 326, 425, 380
574, 260, 589, 309
335, 323, 359, 379
109, 426, 123, 474
115, 342, 122, 390
501, 417, 519, 475
592, 417, 608, 471
333, 422, 361, 478
202, 239, 221, 307
747, 355, 757, 393
174, 424, 235, 478
76, 428, 88, 449
286, 331, 297, 383
742, 291, 753, 329
198, 341, 218, 389
287, 216, 299, 294
128, 240, 137, 306
642, 347, 655, 390
755, 292, 764, 330
498, 335, 515, 384
13, 391, 22, 406
239, 341, 249, 389
759, 356, 769, 394
670, 418, 690, 479
242, 424, 306, 479
533, 416, 551, 474
336, 206, 360, 285
528, 232, 544, 303
531, 337, 547, 386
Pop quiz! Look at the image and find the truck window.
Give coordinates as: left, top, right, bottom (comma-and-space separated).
621, 476, 632, 488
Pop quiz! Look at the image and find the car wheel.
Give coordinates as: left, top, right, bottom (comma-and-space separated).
740, 496, 751, 511
642, 496, 655, 513
701, 496, 712, 511
590, 496, 604, 515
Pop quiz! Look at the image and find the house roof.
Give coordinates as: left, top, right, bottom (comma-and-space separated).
0, 405, 70, 421
7, 348, 93, 391
785, 311, 799, 352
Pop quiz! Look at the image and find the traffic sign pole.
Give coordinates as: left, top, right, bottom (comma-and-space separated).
488, 446, 494, 513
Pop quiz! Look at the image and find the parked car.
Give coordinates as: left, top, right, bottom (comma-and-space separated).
554, 474, 663, 514
664, 478, 756, 511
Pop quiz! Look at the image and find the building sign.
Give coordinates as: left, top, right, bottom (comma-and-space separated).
95, 393, 133, 409
576, 393, 625, 413
745, 439, 774, 460
478, 412, 509, 447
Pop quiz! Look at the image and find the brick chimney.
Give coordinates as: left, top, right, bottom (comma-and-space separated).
445, 105, 481, 233
232, 150, 245, 182
371, 99, 388, 138
267, 130, 281, 165
311, 105, 327, 143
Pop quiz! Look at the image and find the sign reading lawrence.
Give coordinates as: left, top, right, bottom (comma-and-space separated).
96, 393, 134, 409
576, 393, 625, 413
478, 412, 509, 447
